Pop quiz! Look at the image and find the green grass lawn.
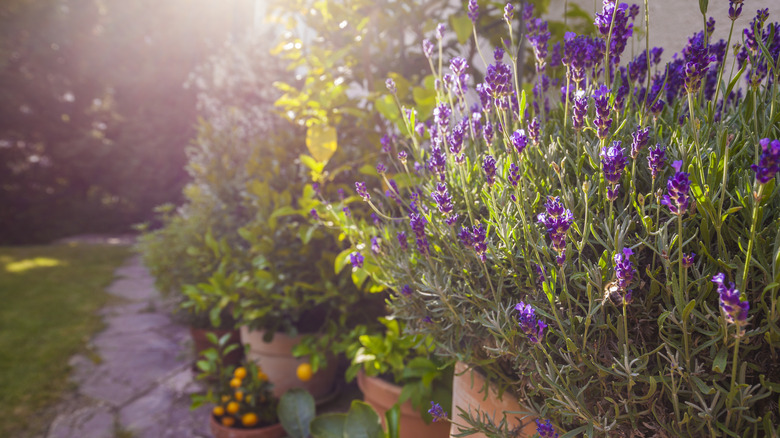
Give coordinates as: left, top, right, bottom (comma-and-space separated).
0, 243, 131, 437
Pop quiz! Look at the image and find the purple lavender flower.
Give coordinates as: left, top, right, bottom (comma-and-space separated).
630, 126, 651, 159
370, 237, 380, 254
507, 163, 521, 187
386, 179, 401, 204
342, 206, 351, 217
483, 155, 497, 186
601, 141, 627, 186
647, 144, 666, 180
312, 182, 320, 195
376, 162, 386, 174
349, 252, 364, 268
751, 138, 780, 184
309, 209, 319, 220
729, 1, 743, 21
526, 14, 551, 70
355, 181, 370, 201
594, 1, 634, 65
410, 213, 429, 255
436, 23, 446, 40
528, 118, 541, 144
661, 160, 691, 216
432, 182, 454, 216
428, 402, 448, 422
427, 144, 447, 181
471, 224, 487, 261
504, 3, 514, 22
397, 150, 407, 163
682, 32, 716, 94
337, 188, 345, 200
537, 196, 574, 265
562, 34, 605, 86
397, 231, 408, 251
371, 213, 381, 225
593, 85, 613, 139
522, 3, 533, 21
422, 39, 434, 59
457, 226, 472, 247
614, 248, 634, 289
450, 57, 468, 77
483, 120, 494, 146
511, 130, 528, 155
400, 285, 412, 296
712, 273, 749, 325
536, 419, 559, 438
572, 90, 587, 130
433, 103, 451, 128
385, 78, 396, 94
467, 0, 478, 23
515, 302, 547, 344
682, 252, 695, 268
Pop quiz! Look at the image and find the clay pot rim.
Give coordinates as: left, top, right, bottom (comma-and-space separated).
357, 370, 419, 416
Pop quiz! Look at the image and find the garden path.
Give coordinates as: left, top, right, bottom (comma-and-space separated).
46, 252, 212, 438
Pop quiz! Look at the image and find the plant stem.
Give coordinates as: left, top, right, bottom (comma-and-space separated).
741, 184, 765, 293
678, 213, 691, 370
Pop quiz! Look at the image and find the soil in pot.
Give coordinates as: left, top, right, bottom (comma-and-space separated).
240, 327, 339, 402
357, 371, 449, 438
450, 362, 537, 438
209, 415, 285, 438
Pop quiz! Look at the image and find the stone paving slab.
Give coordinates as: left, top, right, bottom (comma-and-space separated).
46, 254, 210, 438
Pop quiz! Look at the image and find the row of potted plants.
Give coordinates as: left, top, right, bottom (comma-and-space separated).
141, 0, 780, 437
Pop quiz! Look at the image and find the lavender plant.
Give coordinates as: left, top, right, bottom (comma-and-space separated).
315, 2, 780, 437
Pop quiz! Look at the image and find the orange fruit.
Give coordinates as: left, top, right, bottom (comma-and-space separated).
296, 363, 313, 382
221, 416, 235, 427
234, 391, 244, 401
234, 367, 247, 380
226, 401, 240, 415
213, 406, 225, 416
242, 412, 259, 427
257, 371, 269, 382
229, 378, 242, 388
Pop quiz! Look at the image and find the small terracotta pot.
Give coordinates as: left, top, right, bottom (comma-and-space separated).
209, 415, 285, 438
357, 371, 450, 438
190, 327, 244, 367
240, 327, 338, 401
450, 362, 536, 438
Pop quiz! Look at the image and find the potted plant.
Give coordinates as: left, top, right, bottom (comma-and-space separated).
345, 318, 452, 437
192, 333, 284, 438
137, 197, 244, 369
318, 1, 780, 437
278, 388, 402, 438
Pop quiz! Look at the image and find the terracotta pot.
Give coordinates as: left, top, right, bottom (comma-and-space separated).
450, 362, 536, 438
357, 371, 450, 438
240, 327, 338, 401
209, 415, 285, 438
190, 327, 244, 367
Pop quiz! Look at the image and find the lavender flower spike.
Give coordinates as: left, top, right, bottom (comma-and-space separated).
483, 155, 497, 186
751, 138, 780, 184
349, 252, 364, 268
647, 144, 666, 180
467, 0, 478, 23
355, 181, 370, 201
428, 402, 448, 422
536, 419, 559, 438
614, 248, 634, 290
712, 273, 749, 326
601, 141, 627, 185
661, 160, 692, 215
515, 301, 547, 344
